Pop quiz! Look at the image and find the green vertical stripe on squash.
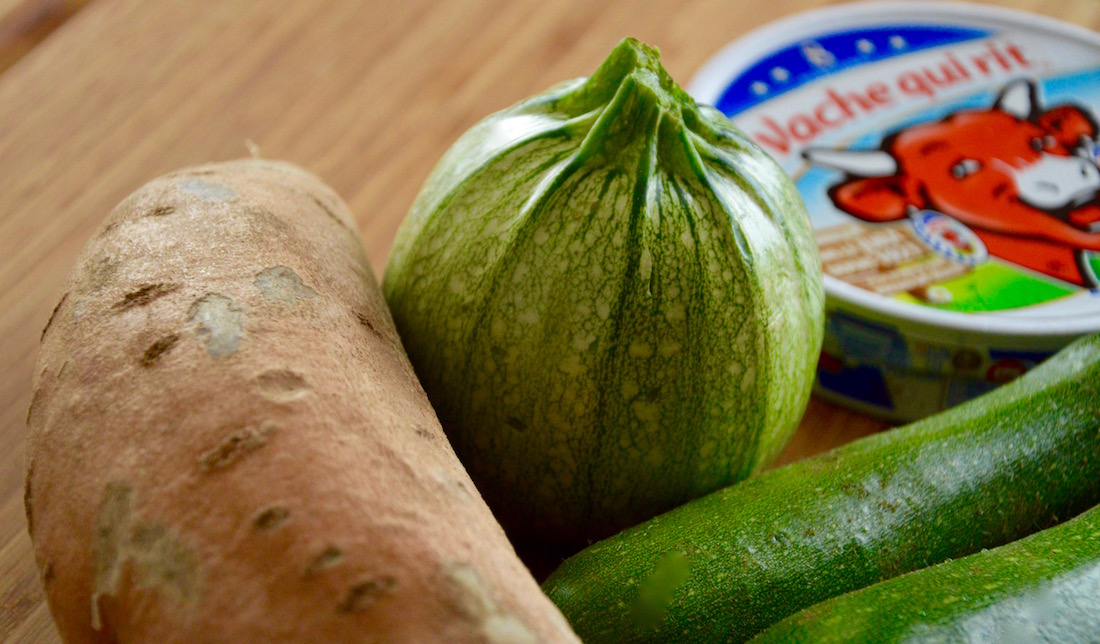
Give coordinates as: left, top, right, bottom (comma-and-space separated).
383, 38, 823, 545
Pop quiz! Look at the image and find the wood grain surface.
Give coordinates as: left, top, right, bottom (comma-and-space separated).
0, 0, 89, 72
2, 0, 1097, 640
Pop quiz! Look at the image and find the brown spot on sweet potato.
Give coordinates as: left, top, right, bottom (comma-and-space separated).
254, 266, 316, 303
100, 205, 175, 236
309, 193, 348, 229
256, 369, 310, 402
253, 506, 290, 532
188, 293, 244, 357
98, 220, 121, 236
305, 546, 344, 575
92, 483, 202, 630
23, 459, 36, 535
276, 182, 354, 232
356, 311, 386, 340
114, 283, 181, 312
41, 293, 68, 341
140, 334, 180, 367
199, 425, 276, 472
337, 576, 397, 613
246, 206, 292, 237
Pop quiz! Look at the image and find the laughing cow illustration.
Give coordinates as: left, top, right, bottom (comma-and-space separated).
805, 78, 1100, 287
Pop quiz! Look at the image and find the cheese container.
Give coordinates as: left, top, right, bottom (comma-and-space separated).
690, 1, 1100, 421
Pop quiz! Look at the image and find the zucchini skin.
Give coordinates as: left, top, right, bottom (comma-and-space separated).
751, 503, 1100, 643
542, 333, 1100, 643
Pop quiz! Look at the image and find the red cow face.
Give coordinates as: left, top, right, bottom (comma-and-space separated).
894, 108, 1099, 229
805, 79, 1100, 285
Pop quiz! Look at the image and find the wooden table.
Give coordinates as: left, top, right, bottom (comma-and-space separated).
2, 0, 1095, 639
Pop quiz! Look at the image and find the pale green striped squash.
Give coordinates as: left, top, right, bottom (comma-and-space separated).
382, 38, 823, 544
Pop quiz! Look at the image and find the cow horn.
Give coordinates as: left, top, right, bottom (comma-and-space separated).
995, 78, 1038, 121
803, 148, 898, 177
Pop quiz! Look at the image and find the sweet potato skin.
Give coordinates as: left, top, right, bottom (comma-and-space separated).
25, 159, 577, 643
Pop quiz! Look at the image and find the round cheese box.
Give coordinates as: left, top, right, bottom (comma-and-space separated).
690, 1, 1100, 420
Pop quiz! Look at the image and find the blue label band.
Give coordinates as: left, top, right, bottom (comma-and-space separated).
715, 25, 991, 116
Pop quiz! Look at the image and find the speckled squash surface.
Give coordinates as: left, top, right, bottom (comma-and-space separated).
383, 38, 824, 544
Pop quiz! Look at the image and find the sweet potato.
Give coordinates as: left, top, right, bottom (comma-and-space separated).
24, 159, 578, 643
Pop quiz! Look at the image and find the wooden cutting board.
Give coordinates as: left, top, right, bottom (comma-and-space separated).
2, 0, 1094, 640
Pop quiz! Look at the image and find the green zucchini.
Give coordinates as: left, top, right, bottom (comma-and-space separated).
541, 333, 1100, 643
752, 503, 1100, 642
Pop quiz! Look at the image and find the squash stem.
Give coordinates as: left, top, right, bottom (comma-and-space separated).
569, 38, 710, 181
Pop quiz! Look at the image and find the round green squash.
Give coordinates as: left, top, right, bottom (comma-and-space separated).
383, 38, 824, 544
